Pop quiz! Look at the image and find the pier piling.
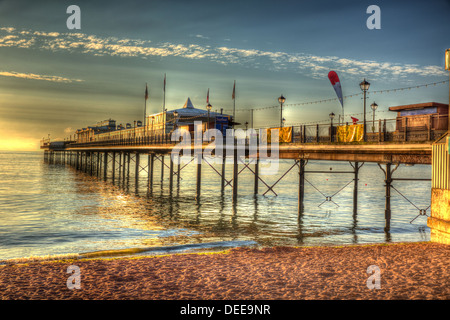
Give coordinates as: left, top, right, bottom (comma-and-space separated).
298, 159, 306, 216
149, 153, 154, 193
385, 163, 392, 232
196, 153, 202, 200
135, 153, 140, 193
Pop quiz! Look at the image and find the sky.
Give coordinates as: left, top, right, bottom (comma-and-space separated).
0, 0, 449, 150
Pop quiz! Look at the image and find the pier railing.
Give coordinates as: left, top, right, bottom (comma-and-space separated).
277, 115, 447, 144
44, 114, 448, 149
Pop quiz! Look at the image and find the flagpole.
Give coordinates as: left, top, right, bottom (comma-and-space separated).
144, 83, 147, 128
163, 73, 166, 136
233, 80, 236, 126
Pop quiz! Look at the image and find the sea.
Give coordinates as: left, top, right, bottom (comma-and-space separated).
0, 151, 431, 262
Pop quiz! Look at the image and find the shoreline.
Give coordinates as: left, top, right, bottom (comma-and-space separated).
0, 240, 431, 266
0, 241, 448, 300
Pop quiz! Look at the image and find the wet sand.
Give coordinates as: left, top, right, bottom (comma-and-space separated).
0, 242, 448, 300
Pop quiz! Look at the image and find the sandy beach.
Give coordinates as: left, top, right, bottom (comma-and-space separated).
0, 242, 448, 300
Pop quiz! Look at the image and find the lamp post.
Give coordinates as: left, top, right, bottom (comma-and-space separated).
371, 102, 378, 133
151, 116, 155, 140
206, 103, 212, 141
329, 112, 335, 142
278, 95, 286, 127
173, 111, 179, 130
359, 79, 370, 141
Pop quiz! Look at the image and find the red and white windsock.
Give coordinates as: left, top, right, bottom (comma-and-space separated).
328, 71, 344, 108
328, 71, 345, 123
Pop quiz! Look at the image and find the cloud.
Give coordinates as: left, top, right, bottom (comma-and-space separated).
0, 26, 446, 81
195, 34, 209, 40
0, 70, 83, 83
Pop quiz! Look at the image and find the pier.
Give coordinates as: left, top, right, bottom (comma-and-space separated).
41, 117, 437, 234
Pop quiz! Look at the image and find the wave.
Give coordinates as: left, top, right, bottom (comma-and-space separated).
0, 240, 257, 265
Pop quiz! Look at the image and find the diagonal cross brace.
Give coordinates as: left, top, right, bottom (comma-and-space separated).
203, 157, 233, 187
238, 157, 278, 196
305, 178, 355, 207
262, 160, 300, 196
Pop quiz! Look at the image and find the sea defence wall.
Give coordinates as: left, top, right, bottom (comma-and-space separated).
429, 135, 450, 244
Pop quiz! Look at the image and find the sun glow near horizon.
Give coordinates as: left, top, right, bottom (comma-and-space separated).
0, 136, 40, 151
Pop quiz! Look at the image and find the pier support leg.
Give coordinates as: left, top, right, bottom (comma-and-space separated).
127, 152, 131, 188
196, 153, 202, 200
221, 154, 226, 193
254, 157, 259, 195
148, 153, 154, 194
103, 152, 108, 181
177, 156, 181, 186
112, 152, 116, 184
122, 153, 127, 186
385, 163, 392, 232
160, 155, 164, 185
233, 138, 238, 202
135, 153, 140, 193
97, 152, 100, 177
353, 161, 359, 216
90, 152, 93, 175
84, 152, 88, 173
169, 154, 174, 193
118, 152, 122, 185
298, 159, 305, 216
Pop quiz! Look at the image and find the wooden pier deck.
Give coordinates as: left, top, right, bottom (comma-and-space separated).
57, 141, 432, 165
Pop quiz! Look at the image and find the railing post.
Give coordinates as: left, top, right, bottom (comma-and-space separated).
404, 117, 408, 142
378, 119, 382, 142
428, 114, 432, 140
316, 124, 319, 143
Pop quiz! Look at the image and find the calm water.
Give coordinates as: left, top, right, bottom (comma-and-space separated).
0, 151, 431, 261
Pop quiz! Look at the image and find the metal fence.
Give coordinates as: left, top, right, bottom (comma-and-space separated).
43, 114, 448, 149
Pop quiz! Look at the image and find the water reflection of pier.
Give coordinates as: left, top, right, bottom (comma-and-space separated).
42, 139, 432, 235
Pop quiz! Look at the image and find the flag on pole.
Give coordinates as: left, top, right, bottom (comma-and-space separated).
145, 84, 148, 100
207, 88, 209, 103
232, 80, 236, 100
